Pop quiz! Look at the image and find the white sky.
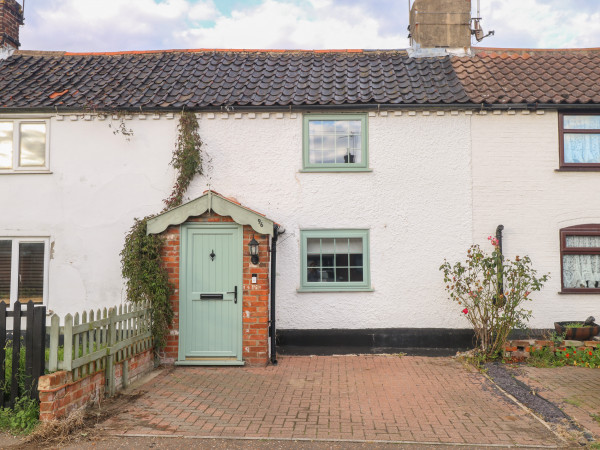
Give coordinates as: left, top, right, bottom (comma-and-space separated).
17, 0, 600, 52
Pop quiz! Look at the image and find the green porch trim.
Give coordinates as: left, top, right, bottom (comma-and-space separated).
146, 190, 275, 236
175, 360, 246, 366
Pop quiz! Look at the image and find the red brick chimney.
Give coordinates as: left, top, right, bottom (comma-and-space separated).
0, 0, 24, 50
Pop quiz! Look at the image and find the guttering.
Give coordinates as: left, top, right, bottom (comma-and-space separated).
2, 103, 599, 115
269, 225, 284, 366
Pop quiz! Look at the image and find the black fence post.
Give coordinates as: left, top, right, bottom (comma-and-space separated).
25, 301, 34, 396
32, 305, 46, 400
10, 301, 21, 408
0, 302, 6, 408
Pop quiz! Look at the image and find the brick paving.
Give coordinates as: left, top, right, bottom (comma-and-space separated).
100, 356, 562, 446
516, 365, 600, 439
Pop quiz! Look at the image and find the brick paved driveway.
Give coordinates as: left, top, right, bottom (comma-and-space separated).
516, 365, 600, 439
101, 356, 562, 446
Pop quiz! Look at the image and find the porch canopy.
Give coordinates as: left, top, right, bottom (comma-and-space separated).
146, 190, 276, 236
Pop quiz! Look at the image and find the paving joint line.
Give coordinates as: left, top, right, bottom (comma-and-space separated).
481, 371, 568, 445
108, 433, 561, 448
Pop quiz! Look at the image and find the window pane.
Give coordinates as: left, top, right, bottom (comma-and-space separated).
563, 254, 600, 289
18, 242, 44, 303
321, 268, 334, 282
0, 122, 13, 169
307, 238, 321, 254
564, 134, 600, 163
566, 235, 600, 248
19, 123, 46, 167
0, 240, 11, 304
564, 115, 600, 129
307, 119, 363, 165
350, 268, 364, 282
335, 254, 348, 266
322, 254, 334, 266
348, 238, 362, 253
321, 239, 335, 253
350, 253, 363, 266
336, 268, 349, 282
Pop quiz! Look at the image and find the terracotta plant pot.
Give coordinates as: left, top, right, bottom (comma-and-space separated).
554, 321, 600, 340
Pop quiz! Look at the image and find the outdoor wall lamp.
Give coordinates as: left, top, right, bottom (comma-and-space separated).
248, 236, 259, 264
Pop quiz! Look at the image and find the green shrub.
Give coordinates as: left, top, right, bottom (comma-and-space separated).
440, 237, 549, 359
527, 346, 565, 368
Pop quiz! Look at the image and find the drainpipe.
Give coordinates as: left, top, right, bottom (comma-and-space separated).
269, 225, 284, 365
496, 225, 504, 300
495, 224, 504, 255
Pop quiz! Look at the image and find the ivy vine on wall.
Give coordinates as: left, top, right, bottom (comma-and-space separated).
120, 111, 204, 348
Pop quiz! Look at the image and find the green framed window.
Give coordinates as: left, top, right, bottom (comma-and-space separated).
300, 229, 371, 291
302, 114, 369, 171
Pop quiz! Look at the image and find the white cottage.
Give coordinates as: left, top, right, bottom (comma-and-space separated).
1, 0, 600, 365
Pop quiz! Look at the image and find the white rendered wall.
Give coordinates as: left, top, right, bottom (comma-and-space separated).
471, 111, 600, 328
1, 110, 476, 327
0, 114, 176, 317
8, 110, 586, 330
185, 111, 474, 329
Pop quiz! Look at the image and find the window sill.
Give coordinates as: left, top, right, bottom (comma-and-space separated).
555, 168, 600, 172
297, 287, 374, 293
0, 170, 53, 175
299, 168, 373, 173
558, 290, 600, 294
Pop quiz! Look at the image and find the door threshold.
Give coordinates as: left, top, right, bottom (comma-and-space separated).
175, 360, 245, 366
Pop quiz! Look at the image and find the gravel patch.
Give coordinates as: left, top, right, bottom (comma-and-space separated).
485, 362, 573, 424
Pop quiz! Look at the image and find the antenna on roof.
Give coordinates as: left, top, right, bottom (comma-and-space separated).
471, 0, 494, 42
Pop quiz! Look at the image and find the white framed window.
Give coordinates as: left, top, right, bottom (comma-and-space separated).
0, 119, 50, 173
0, 238, 49, 304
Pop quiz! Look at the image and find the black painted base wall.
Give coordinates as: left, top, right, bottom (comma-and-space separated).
276, 328, 549, 356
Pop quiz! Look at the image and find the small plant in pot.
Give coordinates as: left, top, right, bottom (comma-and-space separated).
554, 316, 600, 340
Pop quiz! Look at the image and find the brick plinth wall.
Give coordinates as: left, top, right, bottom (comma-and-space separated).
160, 212, 271, 366
0, 0, 24, 49
504, 339, 600, 361
38, 349, 154, 421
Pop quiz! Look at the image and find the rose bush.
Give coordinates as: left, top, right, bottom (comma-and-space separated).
440, 237, 549, 359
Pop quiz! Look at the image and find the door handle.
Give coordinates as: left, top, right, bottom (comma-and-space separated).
227, 286, 238, 304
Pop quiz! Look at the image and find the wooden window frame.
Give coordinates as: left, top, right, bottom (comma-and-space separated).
302, 113, 370, 172
298, 229, 372, 292
0, 237, 50, 304
558, 112, 600, 171
559, 224, 600, 294
0, 118, 50, 174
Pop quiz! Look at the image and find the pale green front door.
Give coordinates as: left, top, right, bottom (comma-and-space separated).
179, 223, 243, 365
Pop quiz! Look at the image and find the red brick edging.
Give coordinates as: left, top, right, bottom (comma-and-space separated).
38, 348, 154, 421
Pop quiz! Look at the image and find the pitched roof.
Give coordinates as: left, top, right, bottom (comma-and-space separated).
0, 47, 599, 110
453, 48, 600, 104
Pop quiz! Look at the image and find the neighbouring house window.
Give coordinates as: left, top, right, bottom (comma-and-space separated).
0, 238, 49, 304
0, 120, 49, 173
300, 230, 371, 291
560, 225, 600, 293
559, 113, 600, 169
302, 114, 369, 171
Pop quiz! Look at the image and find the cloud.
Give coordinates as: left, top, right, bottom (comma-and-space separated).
17, 0, 600, 52
480, 0, 600, 48
176, 0, 408, 49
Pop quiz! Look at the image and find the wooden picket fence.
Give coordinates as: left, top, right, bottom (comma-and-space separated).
0, 301, 46, 408
47, 301, 152, 395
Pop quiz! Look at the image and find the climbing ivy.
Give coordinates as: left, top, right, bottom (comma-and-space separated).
120, 111, 204, 349
164, 111, 204, 210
